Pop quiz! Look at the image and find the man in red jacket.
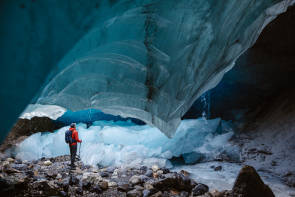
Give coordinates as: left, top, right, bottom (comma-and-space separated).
69, 123, 82, 169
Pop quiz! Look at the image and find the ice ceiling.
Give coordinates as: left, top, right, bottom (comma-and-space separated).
0, 0, 294, 139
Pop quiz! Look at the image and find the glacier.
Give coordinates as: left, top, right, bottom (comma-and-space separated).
0, 0, 294, 139
14, 118, 236, 168
36, 0, 294, 137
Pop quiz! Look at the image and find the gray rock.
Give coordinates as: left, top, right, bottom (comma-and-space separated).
192, 183, 209, 196
118, 183, 131, 192
152, 172, 194, 192
129, 175, 142, 185
10, 163, 27, 171
162, 168, 170, 174
143, 189, 150, 197
145, 170, 153, 177
98, 181, 108, 190
140, 166, 148, 172
140, 175, 150, 182
43, 160, 52, 166
134, 185, 144, 191
232, 165, 275, 197
151, 165, 159, 172
214, 166, 222, 171
46, 170, 57, 178
100, 171, 109, 177
127, 189, 143, 197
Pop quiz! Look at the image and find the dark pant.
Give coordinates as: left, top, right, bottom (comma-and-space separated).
69, 144, 77, 168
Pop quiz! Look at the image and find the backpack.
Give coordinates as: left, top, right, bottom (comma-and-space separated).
65, 129, 76, 144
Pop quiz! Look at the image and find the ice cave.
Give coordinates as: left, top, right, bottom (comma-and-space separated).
0, 0, 295, 196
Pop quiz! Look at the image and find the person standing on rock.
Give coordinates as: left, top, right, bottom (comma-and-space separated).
67, 123, 82, 169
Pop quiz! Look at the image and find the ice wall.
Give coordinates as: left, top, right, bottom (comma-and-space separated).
0, 0, 294, 140
37, 0, 294, 137
0, 0, 102, 140
15, 118, 236, 168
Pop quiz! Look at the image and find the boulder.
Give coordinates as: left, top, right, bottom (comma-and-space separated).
127, 189, 143, 197
156, 170, 163, 176
145, 170, 153, 177
98, 181, 108, 190
180, 170, 190, 177
43, 160, 52, 166
214, 166, 222, 171
6, 158, 15, 163
108, 181, 117, 187
143, 189, 150, 197
3, 167, 21, 174
10, 163, 27, 171
100, 171, 109, 177
134, 185, 144, 191
152, 165, 159, 172
231, 165, 275, 197
152, 172, 194, 192
192, 184, 209, 196
140, 166, 148, 173
162, 168, 170, 174
118, 183, 131, 192
129, 175, 142, 185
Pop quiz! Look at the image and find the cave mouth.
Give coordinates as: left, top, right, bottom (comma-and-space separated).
183, 4, 295, 191
184, 4, 295, 128
0, 2, 295, 196
4, 3, 295, 161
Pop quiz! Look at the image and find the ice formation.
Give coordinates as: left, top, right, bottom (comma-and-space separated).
15, 118, 236, 168
0, 0, 294, 139
35, 0, 295, 137
20, 104, 66, 120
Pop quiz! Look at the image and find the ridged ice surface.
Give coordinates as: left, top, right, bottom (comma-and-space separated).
37, 0, 294, 137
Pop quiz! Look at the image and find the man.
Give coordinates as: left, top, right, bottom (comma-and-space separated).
69, 123, 82, 169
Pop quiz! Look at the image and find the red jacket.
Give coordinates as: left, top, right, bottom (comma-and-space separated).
70, 127, 81, 146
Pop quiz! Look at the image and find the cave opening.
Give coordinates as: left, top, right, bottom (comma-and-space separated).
0, 1, 295, 196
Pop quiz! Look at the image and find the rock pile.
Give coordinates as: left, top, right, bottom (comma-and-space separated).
0, 155, 274, 197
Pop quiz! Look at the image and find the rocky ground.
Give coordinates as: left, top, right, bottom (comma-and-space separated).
0, 154, 275, 197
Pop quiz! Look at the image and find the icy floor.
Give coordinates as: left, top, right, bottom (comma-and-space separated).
173, 161, 295, 197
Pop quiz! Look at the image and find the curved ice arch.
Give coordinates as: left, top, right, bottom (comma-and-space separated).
37, 0, 294, 137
